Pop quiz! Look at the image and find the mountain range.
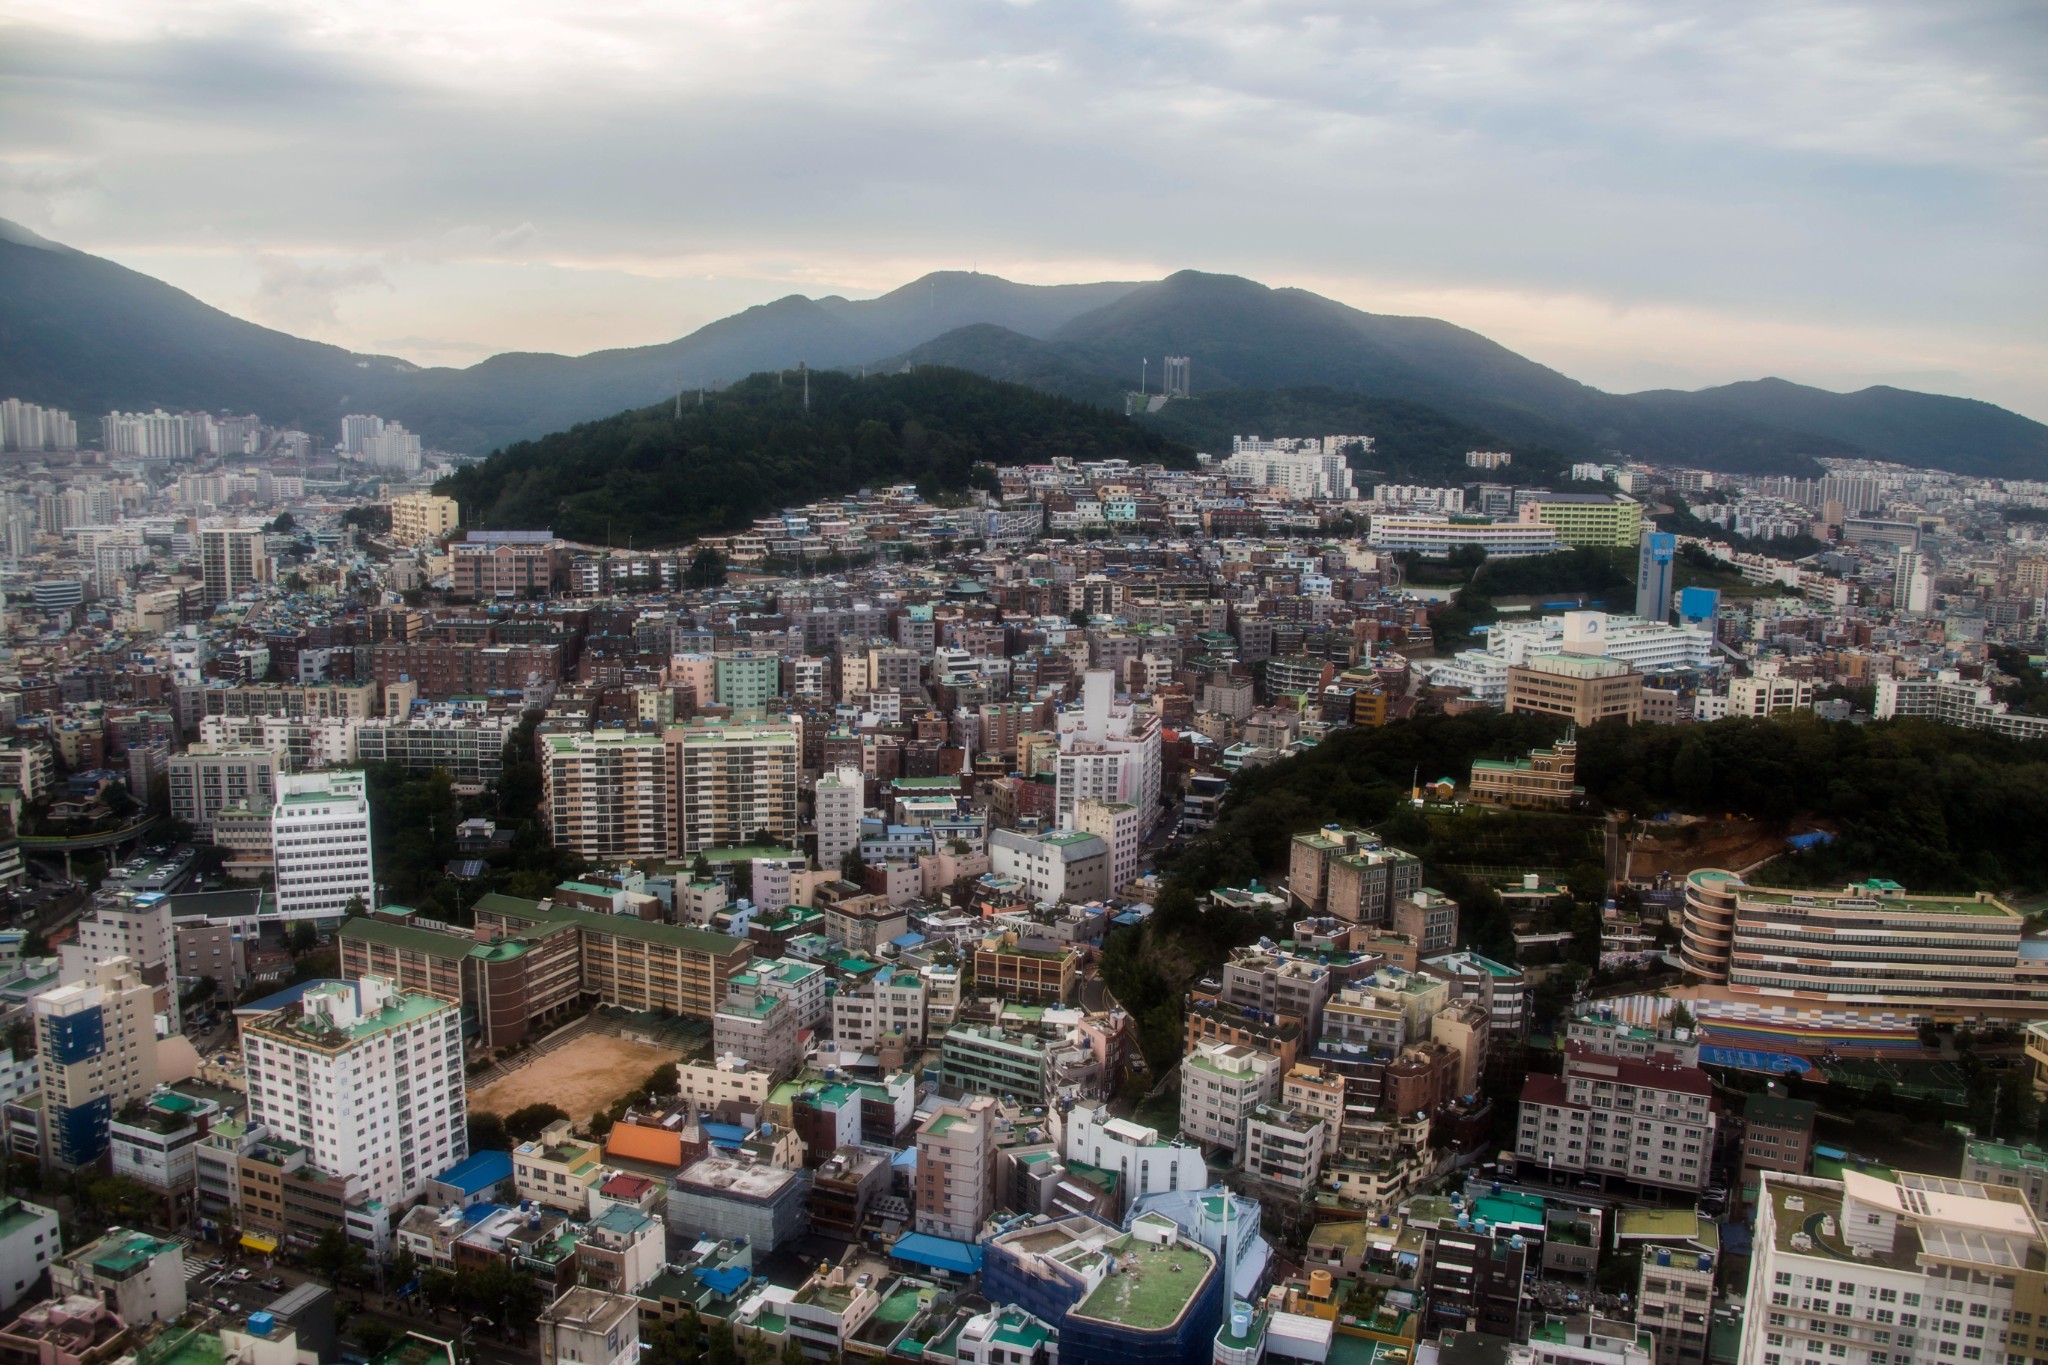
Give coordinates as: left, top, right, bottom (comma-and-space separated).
4, 216, 2046, 479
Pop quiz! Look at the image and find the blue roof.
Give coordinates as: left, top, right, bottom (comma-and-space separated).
893, 1146, 918, 1170
891, 1233, 983, 1275
232, 979, 354, 1017
694, 1265, 750, 1297
702, 1122, 749, 1148
461, 1203, 505, 1225
891, 932, 925, 947
434, 1150, 514, 1195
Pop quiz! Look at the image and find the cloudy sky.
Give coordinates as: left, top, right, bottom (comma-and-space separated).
3, 0, 2045, 417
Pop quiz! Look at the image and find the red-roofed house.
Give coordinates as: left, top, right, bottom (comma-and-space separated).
1514, 1036, 1718, 1195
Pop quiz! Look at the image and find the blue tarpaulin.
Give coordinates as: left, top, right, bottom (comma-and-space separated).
891, 1233, 983, 1275
695, 1266, 750, 1297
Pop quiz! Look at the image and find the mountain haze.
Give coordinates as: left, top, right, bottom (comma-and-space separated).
3, 219, 2043, 478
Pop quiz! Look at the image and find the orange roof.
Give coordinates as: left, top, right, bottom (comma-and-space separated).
605, 1124, 684, 1167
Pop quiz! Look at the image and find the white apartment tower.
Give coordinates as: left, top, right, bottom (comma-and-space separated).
1054, 669, 1161, 833
814, 766, 865, 873
271, 770, 376, 917
340, 414, 384, 454
1743, 1167, 2048, 1365
242, 977, 466, 1213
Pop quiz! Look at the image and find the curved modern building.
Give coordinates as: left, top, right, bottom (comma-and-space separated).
1682, 869, 2036, 1012
1678, 869, 1740, 982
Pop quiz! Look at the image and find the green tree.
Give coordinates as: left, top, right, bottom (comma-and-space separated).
840, 848, 868, 883
686, 548, 728, 589
269, 512, 296, 533
706, 1318, 738, 1365
352, 1318, 400, 1356
503, 1103, 570, 1141
306, 1224, 369, 1287
390, 1247, 420, 1291
644, 1063, 680, 1096
288, 922, 319, 954
468, 1111, 509, 1152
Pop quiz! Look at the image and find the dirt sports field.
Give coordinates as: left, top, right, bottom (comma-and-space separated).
467, 1033, 676, 1119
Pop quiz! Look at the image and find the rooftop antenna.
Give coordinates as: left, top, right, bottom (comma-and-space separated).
1140, 358, 1148, 394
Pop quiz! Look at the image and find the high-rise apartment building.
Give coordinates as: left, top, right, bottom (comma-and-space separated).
1743, 1166, 2048, 1365
168, 744, 285, 836
35, 958, 162, 1170
271, 770, 376, 917
914, 1096, 996, 1241
1054, 669, 1160, 832
340, 414, 384, 454
104, 410, 197, 459
0, 399, 76, 451
1895, 547, 1937, 614
814, 766, 865, 874
542, 730, 669, 859
359, 424, 423, 474
242, 977, 466, 1217
198, 525, 268, 608
669, 722, 800, 856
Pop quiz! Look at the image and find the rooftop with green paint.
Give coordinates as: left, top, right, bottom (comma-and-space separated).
1071, 1224, 1215, 1332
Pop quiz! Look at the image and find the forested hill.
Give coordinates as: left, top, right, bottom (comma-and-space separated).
434, 366, 1192, 547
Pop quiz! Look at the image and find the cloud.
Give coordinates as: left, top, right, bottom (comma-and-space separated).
249, 253, 391, 332
0, 0, 2040, 415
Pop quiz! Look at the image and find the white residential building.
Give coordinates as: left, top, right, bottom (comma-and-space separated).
1054, 669, 1161, 833
1367, 517, 1560, 558
53, 1227, 185, 1327
1875, 672, 2048, 742
0, 1197, 59, 1313
1180, 1041, 1281, 1154
1727, 673, 1816, 718
242, 977, 466, 1215
830, 966, 927, 1051
539, 1287, 641, 1365
1217, 445, 1357, 501
1516, 1031, 1717, 1194
1742, 1167, 2048, 1365
814, 766, 865, 874
271, 769, 376, 917
1074, 798, 1142, 897
1063, 1100, 1207, 1200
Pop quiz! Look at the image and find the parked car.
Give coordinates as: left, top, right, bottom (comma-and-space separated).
259, 1277, 285, 1291
229, 1268, 252, 1282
